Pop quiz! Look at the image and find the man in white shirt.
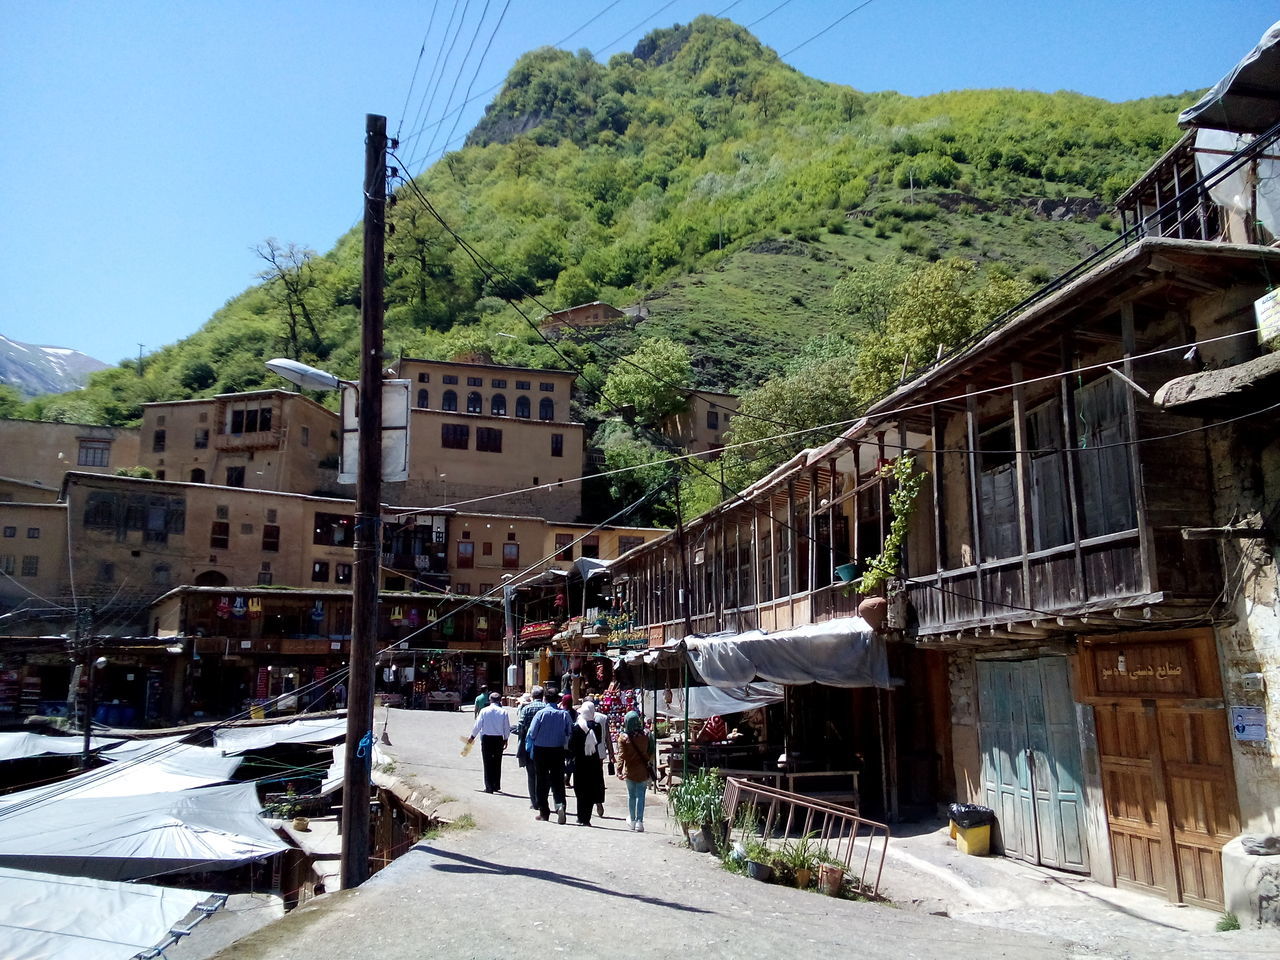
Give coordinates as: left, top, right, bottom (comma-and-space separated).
468, 693, 512, 793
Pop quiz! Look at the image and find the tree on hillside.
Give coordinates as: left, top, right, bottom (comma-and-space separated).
595, 420, 678, 526
256, 239, 324, 360
598, 337, 693, 424
0, 384, 22, 419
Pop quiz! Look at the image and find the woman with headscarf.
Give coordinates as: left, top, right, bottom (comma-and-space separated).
617, 710, 653, 832
568, 701, 606, 826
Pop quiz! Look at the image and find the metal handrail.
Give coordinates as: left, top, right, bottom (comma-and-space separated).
722, 776, 890, 898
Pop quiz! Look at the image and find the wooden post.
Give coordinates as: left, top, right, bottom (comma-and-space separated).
1010, 362, 1034, 611
1059, 334, 1087, 598
341, 113, 386, 890
1121, 303, 1155, 591
964, 387, 985, 614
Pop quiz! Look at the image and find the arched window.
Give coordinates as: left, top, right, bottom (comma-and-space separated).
189, 468, 206, 484
515, 395, 531, 418
466, 391, 482, 414
539, 397, 554, 421
490, 393, 507, 416
442, 390, 457, 412
417, 389, 429, 409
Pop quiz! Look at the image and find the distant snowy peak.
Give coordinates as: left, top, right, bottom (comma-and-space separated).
0, 334, 110, 398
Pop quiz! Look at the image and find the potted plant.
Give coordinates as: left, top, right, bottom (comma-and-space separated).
778, 832, 822, 889
816, 849, 846, 896
667, 767, 725, 851
741, 835, 776, 882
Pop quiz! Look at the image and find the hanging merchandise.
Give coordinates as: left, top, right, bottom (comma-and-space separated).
402, 666, 415, 682
476, 616, 489, 640
390, 606, 405, 625
216, 596, 231, 619
248, 597, 263, 619
442, 617, 455, 636
255, 667, 270, 699
311, 600, 325, 623
231, 596, 248, 619
407, 608, 420, 628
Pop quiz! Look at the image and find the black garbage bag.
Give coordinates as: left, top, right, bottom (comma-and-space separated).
948, 803, 995, 828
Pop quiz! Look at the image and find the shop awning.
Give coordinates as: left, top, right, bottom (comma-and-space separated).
0, 782, 288, 881
0, 732, 123, 763
661, 681, 785, 719
0, 866, 220, 960
1180, 21, 1280, 132
688, 617, 890, 689
213, 717, 348, 755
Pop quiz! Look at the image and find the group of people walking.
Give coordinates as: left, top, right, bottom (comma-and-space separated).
467, 685, 655, 830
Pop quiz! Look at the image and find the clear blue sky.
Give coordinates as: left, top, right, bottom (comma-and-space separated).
1, 1, 1273, 365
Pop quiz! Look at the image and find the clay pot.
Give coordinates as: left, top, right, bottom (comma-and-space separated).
292, 816, 311, 832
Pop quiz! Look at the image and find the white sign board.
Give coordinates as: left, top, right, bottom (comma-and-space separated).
339, 379, 410, 484
1255, 288, 1280, 350
1230, 704, 1267, 742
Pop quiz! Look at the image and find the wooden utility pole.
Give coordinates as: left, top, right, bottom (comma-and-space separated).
672, 478, 695, 638
341, 113, 386, 889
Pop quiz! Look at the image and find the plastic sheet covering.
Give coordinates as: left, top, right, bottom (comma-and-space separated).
1179, 21, 1280, 133
0, 732, 123, 763
660, 682, 785, 719
687, 616, 890, 689
0, 866, 215, 960
0, 741, 243, 804
0, 782, 288, 881
320, 741, 388, 796
1195, 128, 1280, 239
213, 717, 348, 755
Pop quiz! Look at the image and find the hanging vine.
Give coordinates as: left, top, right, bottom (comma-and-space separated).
854, 453, 925, 595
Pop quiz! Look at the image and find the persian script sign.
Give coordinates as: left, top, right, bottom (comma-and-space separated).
1093, 642, 1196, 697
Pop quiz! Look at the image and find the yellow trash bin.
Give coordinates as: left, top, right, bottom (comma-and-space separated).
951, 820, 991, 856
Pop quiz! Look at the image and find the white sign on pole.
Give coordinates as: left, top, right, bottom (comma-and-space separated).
338, 379, 410, 484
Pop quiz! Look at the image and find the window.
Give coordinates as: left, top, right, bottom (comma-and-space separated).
539, 381, 555, 392
502, 542, 520, 568
257, 569, 273, 585
98, 561, 115, 583
479, 583, 493, 595
156, 415, 166, 427
210, 521, 230, 549
2, 527, 13, 537
216, 505, 229, 520
490, 393, 507, 416
581, 535, 600, 559
300, 426, 310, 447
516, 379, 531, 390
26, 528, 39, 539
515, 396, 531, 418
313, 513, 354, 546
151, 562, 169, 585
152, 429, 166, 453
454, 582, 470, 595
482, 541, 493, 556
707, 410, 719, 430
466, 391, 482, 414
0, 555, 12, 575
262, 524, 280, 551
225, 466, 245, 487
555, 533, 573, 561
335, 562, 352, 584
190, 468, 205, 483
442, 423, 470, 449
539, 397, 554, 421
443, 374, 458, 385
507, 532, 516, 541
21, 556, 38, 577
417, 389, 429, 409
155, 470, 165, 480
229, 406, 272, 434
312, 561, 330, 582
418, 372, 430, 383
442, 390, 458, 412
618, 536, 644, 555
78, 440, 110, 467
476, 427, 503, 453
456, 541, 474, 568
266, 508, 278, 523
467, 376, 483, 386
194, 429, 209, 449
551, 433, 564, 457
491, 378, 507, 388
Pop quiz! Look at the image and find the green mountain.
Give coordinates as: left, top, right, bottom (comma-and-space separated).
23, 15, 1192, 427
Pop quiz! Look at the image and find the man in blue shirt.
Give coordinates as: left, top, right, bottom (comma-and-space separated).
515, 686, 549, 809
526, 693, 574, 824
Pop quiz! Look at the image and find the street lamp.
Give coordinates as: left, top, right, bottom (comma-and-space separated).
81, 656, 107, 769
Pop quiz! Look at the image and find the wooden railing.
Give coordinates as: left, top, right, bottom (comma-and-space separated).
722, 776, 890, 899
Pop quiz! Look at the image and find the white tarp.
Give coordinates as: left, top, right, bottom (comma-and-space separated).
1195, 127, 1280, 240
321, 741, 388, 796
687, 616, 890, 689
0, 732, 123, 763
0, 866, 216, 960
0, 782, 288, 881
0, 741, 242, 805
661, 681, 785, 719
213, 717, 348, 755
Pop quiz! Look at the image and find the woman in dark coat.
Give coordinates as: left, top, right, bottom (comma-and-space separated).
568, 701, 606, 826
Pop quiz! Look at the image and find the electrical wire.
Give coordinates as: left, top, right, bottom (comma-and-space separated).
781, 0, 878, 58
747, 0, 796, 30
422, 0, 493, 165
437, 0, 512, 159
395, 0, 443, 141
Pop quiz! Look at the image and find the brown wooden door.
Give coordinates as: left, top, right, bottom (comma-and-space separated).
1094, 700, 1239, 907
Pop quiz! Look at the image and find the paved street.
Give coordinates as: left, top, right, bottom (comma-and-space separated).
211, 708, 1274, 960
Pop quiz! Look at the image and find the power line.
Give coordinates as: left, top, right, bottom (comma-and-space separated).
781, 0, 878, 58
437, 0, 513, 159
395, 0, 443, 141
747, 0, 796, 30
423, 0, 494, 165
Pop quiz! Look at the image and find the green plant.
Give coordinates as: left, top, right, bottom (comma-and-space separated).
667, 767, 724, 826
852, 454, 924, 595
741, 834, 775, 865
778, 831, 822, 874
1216, 912, 1240, 932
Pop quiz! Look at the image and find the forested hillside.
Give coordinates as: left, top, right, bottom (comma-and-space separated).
17, 15, 1194, 508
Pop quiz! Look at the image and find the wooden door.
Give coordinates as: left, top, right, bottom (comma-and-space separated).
977, 658, 1089, 872
1094, 701, 1239, 906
